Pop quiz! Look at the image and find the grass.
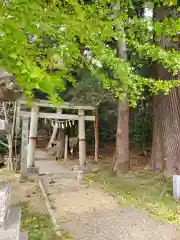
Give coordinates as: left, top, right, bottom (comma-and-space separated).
21, 204, 57, 240
86, 168, 180, 224
21, 204, 72, 240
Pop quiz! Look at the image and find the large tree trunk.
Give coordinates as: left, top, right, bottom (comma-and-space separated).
151, 6, 180, 174
113, 24, 130, 173
152, 87, 180, 174
113, 98, 129, 173
151, 95, 166, 171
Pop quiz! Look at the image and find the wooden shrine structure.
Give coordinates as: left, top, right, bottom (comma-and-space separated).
17, 98, 95, 174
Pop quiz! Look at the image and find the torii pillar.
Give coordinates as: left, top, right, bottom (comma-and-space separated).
20, 117, 29, 178
27, 106, 39, 168
78, 109, 86, 166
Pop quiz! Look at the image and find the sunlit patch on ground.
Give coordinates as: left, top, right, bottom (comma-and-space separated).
86, 169, 180, 224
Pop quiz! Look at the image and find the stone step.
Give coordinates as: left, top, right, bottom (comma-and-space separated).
5, 206, 21, 231
41, 177, 48, 193
0, 184, 28, 239
0, 184, 11, 229
0, 232, 17, 240
0, 207, 21, 240
27, 166, 39, 175
19, 232, 28, 240
36, 156, 56, 161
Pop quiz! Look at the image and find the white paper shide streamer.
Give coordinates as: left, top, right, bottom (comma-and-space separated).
44, 118, 75, 129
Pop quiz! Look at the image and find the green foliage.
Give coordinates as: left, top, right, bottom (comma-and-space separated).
85, 99, 152, 149
64, 69, 115, 106
0, 0, 180, 105
84, 100, 153, 150
85, 102, 117, 146
0, 135, 8, 155
130, 101, 152, 150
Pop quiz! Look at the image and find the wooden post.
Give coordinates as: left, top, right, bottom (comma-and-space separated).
27, 106, 39, 167
94, 106, 99, 162
64, 135, 68, 161
21, 117, 29, 176
78, 109, 86, 166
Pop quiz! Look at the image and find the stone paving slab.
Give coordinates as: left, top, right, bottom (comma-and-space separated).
0, 206, 21, 240
19, 232, 28, 240
0, 184, 10, 228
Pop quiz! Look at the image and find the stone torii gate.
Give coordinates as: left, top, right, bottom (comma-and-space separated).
17, 98, 95, 174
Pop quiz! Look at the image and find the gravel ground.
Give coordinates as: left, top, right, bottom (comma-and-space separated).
36, 159, 180, 240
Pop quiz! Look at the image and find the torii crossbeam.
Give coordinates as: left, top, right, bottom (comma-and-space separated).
17, 98, 95, 173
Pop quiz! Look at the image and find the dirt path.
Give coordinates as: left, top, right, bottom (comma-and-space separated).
37, 159, 180, 240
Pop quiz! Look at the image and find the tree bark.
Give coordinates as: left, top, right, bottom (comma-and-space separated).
151, 95, 166, 171
47, 124, 58, 149
94, 106, 99, 162
152, 87, 180, 174
55, 129, 65, 159
151, 6, 180, 174
64, 135, 68, 160
113, 23, 130, 173
2, 102, 14, 170
46, 129, 65, 159
113, 98, 129, 173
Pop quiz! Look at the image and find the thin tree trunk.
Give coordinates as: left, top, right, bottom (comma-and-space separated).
11, 102, 17, 170
2, 102, 14, 170
47, 124, 58, 149
64, 135, 68, 160
56, 129, 65, 159
94, 106, 99, 162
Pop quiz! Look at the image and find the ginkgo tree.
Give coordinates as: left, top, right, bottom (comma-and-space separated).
0, 0, 179, 102
0, 0, 180, 173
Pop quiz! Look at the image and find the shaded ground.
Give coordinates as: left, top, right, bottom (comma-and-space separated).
11, 181, 48, 214
0, 168, 56, 240
0, 168, 47, 214
36, 158, 180, 240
